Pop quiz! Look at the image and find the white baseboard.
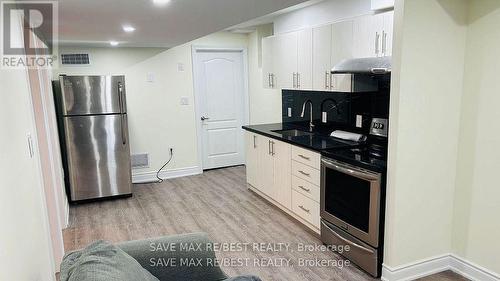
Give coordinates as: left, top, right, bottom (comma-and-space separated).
132, 166, 202, 184
381, 255, 451, 281
382, 254, 500, 281
64, 197, 69, 228
450, 254, 500, 281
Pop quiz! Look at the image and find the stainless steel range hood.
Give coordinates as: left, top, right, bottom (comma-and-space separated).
331, 57, 391, 74
329, 57, 391, 93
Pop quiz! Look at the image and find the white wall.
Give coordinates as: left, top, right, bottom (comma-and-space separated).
452, 0, 500, 274
384, 0, 467, 268
54, 32, 249, 180
0, 13, 55, 281
273, 0, 372, 34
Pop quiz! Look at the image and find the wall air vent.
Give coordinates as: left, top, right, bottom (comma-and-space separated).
60, 53, 90, 65
131, 153, 149, 169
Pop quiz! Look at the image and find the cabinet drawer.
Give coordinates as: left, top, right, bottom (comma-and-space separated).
292, 175, 320, 203
292, 160, 320, 186
292, 190, 320, 229
292, 146, 321, 169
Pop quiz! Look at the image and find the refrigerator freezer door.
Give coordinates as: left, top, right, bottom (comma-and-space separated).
64, 114, 132, 201
60, 75, 127, 116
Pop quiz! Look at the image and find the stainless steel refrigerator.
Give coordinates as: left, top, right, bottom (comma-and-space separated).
57, 75, 132, 201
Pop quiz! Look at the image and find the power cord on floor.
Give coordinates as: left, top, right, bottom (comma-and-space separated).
156, 148, 173, 183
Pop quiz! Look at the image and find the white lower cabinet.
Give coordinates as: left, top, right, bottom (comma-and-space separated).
272, 139, 292, 209
246, 132, 291, 209
245, 132, 260, 189
292, 190, 320, 229
258, 135, 275, 198
245, 131, 321, 232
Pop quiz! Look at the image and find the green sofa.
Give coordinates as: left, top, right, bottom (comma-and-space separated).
61, 233, 261, 281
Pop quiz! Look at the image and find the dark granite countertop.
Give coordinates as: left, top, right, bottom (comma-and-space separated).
242, 123, 359, 152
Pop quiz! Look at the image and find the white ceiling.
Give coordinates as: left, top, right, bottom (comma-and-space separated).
39, 0, 316, 48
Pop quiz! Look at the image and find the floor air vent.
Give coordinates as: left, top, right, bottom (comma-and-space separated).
61, 53, 90, 65
131, 153, 149, 169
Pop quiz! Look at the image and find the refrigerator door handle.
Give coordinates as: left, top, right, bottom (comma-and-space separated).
121, 114, 127, 145
117, 81, 127, 145
117, 82, 124, 113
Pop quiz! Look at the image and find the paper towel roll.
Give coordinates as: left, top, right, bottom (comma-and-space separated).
330, 130, 366, 142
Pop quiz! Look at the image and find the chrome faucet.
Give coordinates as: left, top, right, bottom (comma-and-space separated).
300, 100, 315, 132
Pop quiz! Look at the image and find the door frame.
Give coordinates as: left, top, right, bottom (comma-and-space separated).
191, 46, 250, 171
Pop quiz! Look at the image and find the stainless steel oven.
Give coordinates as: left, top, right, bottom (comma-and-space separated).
320, 157, 382, 277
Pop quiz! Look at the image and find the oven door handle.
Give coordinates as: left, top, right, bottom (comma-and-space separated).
321, 221, 375, 254
321, 158, 380, 181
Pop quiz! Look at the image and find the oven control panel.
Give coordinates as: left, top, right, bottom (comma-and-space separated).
370, 118, 388, 137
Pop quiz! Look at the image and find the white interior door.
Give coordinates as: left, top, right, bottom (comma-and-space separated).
194, 49, 246, 170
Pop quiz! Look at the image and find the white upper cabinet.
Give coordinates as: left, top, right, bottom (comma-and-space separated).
353, 11, 393, 58
353, 15, 382, 58
331, 20, 354, 68
312, 24, 332, 91
381, 11, 394, 57
274, 28, 313, 90
297, 28, 313, 90
262, 36, 276, 89
260, 11, 393, 90
371, 0, 394, 11
275, 31, 298, 90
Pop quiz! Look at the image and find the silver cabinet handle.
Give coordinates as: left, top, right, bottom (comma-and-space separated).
382, 31, 387, 56
298, 170, 310, 177
253, 135, 257, 148
299, 205, 310, 213
271, 141, 275, 156
375, 32, 380, 56
271, 73, 275, 88
321, 221, 375, 254
325, 71, 329, 90
292, 73, 296, 88
298, 154, 310, 160
297, 73, 301, 88
268, 73, 271, 87
298, 185, 310, 192
330, 74, 334, 90
27, 134, 34, 158
201, 116, 210, 121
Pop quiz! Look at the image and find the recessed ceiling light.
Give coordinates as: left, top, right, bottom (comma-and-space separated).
122, 25, 135, 33
109, 41, 119, 46
153, 0, 171, 6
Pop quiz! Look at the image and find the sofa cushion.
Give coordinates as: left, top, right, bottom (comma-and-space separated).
224, 276, 262, 281
60, 240, 160, 281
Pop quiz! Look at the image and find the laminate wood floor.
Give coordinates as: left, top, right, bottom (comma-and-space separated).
63, 166, 467, 281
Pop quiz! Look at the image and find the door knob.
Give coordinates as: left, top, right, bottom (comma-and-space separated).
201, 116, 210, 121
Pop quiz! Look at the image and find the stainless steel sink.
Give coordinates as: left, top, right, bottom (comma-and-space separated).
272, 129, 314, 137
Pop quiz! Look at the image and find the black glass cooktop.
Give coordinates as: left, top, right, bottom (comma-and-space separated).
322, 143, 388, 172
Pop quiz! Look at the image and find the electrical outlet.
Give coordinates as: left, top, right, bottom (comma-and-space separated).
177, 63, 185, 72
356, 115, 363, 128
180, 96, 189, 105
146, 72, 155, 82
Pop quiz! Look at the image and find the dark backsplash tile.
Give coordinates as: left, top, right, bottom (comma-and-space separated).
282, 87, 390, 135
